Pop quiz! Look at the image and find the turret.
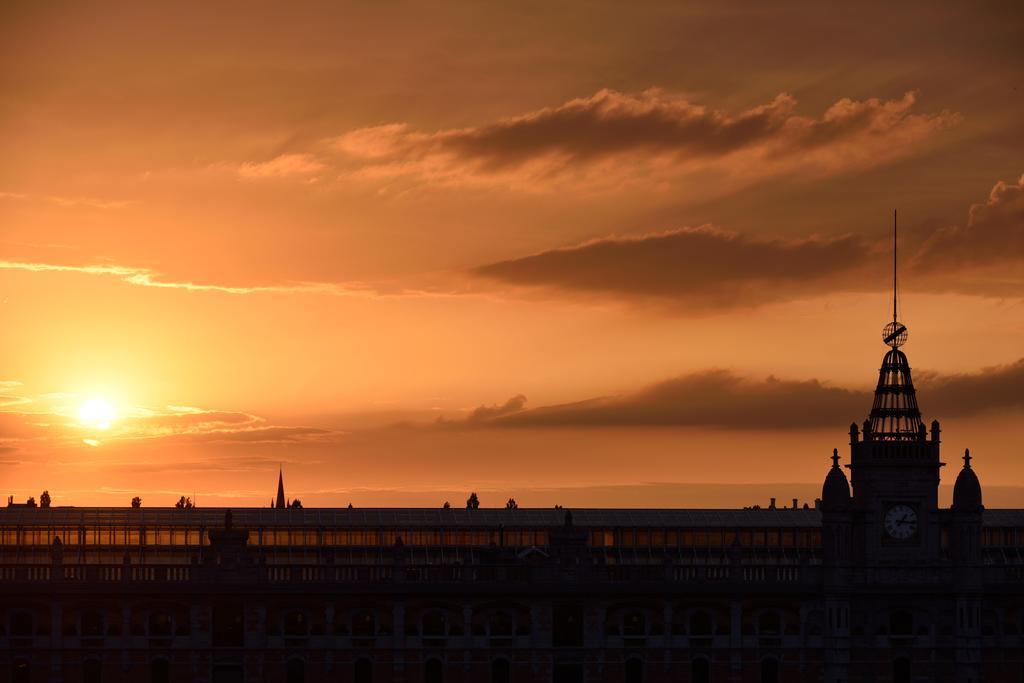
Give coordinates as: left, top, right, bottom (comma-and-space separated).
821, 449, 851, 511
952, 449, 983, 511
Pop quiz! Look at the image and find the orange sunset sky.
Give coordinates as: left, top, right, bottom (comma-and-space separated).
1, 2, 1022, 508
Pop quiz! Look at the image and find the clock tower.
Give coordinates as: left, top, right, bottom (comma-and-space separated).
847, 341, 943, 567
846, 212, 944, 568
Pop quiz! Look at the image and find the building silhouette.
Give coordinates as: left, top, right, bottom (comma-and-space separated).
1, 320, 1022, 682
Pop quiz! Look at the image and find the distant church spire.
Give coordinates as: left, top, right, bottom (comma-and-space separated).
868, 210, 925, 440
276, 467, 286, 509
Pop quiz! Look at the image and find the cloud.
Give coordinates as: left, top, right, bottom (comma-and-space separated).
914, 174, 1024, 273
0, 260, 382, 297
455, 359, 1024, 430
472, 226, 874, 308
332, 89, 959, 190
0, 191, 133, 209
438, 394, 529, 426
923, 358, 1024, 417
0, 394, 345, 448
238, 153, 325, 179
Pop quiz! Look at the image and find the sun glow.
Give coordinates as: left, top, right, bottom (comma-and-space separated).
79, 397, 116, 430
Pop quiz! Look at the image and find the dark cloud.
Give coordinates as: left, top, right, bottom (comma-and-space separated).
461, 359, 1024, 430
914, 174, 1024, 270
335, 90, 958, 187
472, 227, 873, 307
451, 394, 528, 425
923, 359, 1024, 417
154, 425, 339, 445
491, 372, 867, 429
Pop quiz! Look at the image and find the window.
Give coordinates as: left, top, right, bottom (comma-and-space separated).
552, 663, 583, 683
10, 612, 33, 637
552, 605, 583, 647
491, 658, 510, 683
212, 604, 244, 647
422, 612, 447, 638
83, 659, 102, 683
758, 611, 780, 636
890, 611, 913, 637
212, 665, 244, 683
893, 657, 910, 683
623, 612, 646, 638
12, 661, 30, 683
151, 659, 169, 683
283, 611, 308, 638
148, 613, 173, 637
353, 612, 376, 638
354, 659, 373, 683
690, 611, 712, 637
625, 658, 643, 683
761, 658, 779, 683
489, 612, 515, 638
81, 611, 105, 637
424, 659, 443, 683
691, 658, 710, 683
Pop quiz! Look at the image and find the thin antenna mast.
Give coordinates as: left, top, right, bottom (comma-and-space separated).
893, 208, 898, 324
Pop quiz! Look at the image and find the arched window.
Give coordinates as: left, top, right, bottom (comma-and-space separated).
890, 610, 913, 637
893, 657, 911, 683
151, 659, 169, 683
286, 658, 305, 683
354, 659, 373, 683
212, 603, 244, 647
623, 612, 646, 638
148, 612, 173, 637
10, 612, 33, 637
211, 664, 243, 683
422, 612, 447, 638
552, 605, 583, 647
758, 611, 781, 636
12, 660, 30, 683
83, 659, 102, 683
691, 658, 710, 683
761, 657, 779, 683
283, 611, 309, 637
690, 611, 712, 637
424, 658, 444, 683
81, 610, 105, 637
625, 658, 643, 683
353, 612, 376, 638
489, 612, 515, 638
491, 658, 510, 683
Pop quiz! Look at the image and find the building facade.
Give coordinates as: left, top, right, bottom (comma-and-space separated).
1, 333, 1023, 682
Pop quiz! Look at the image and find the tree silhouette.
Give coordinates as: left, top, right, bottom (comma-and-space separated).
131, 496, 142, 508
26, 496, 37, 507
443, 501, 451, 509
466, 492, 480, 509
288, 499, 303, 509
174, 496, 194, 509
40, 491, 51, 508
505, 497, 518, 510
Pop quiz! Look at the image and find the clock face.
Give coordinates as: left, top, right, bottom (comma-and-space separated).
884, 504, 918, 540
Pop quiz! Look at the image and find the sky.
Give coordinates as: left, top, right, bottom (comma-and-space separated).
1, 1, 1023, 508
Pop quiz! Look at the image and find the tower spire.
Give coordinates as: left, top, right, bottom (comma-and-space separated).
893, 208, 898, 325
869, 210, 924, 440
276, 467, 286, 509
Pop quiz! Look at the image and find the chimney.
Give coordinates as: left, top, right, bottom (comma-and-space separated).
792, 498, 798, 509
769, 497, 776, 509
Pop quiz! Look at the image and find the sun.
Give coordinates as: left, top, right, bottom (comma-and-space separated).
79, 397, 116, 430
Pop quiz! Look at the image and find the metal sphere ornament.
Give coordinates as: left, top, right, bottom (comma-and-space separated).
882, 321, 908, 349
